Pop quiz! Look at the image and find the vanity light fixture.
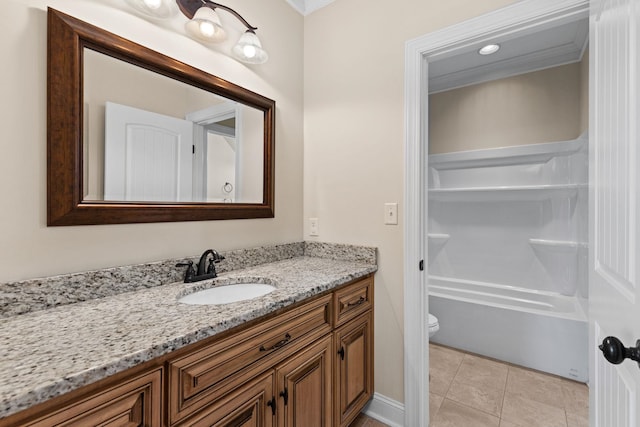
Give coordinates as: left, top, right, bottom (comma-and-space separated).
126, 0, 268, 64
478, 44, 500, 55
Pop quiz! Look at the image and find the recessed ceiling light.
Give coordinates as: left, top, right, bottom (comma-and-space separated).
478, 44, 500, 55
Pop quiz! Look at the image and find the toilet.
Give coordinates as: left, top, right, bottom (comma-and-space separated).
428, 313, 439, 338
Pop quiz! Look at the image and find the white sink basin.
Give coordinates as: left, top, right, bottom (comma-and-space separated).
179, 283, 276, 305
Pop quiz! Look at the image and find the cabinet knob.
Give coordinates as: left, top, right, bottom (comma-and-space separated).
338, 346, 345, 360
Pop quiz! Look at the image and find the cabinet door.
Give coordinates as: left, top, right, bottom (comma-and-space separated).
334, 312, 373, 427
25, 369, 163, 427
275, 335, 332, 427
181, 371, 275, 427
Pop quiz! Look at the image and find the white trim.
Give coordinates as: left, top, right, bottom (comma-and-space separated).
403, 0, 589, 425
429, 46, 584, 94
403, 26, 429, 427
363, 393, 405, 427
284, 0, 335, 16
185, 102, 238, 125
284, 0, 306, 15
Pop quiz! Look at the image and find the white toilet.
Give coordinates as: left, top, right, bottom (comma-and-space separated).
428, 313, 440, 338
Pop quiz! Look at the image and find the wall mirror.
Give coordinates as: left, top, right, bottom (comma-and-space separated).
47, 8, 275, 226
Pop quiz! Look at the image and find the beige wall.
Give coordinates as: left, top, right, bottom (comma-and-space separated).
0, 0, 303, 282
429, 63, 584, 154
304, 0, 518, 403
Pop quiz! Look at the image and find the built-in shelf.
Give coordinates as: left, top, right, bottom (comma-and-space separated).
428, 233, 450, 265
529, 239, 587, 294
427, 137, 587, 296
529, 239, 588, 249
429, 134, 587, 171
428, 184, 586, 202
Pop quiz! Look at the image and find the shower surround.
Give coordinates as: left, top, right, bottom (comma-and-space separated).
428, 134, 588, 382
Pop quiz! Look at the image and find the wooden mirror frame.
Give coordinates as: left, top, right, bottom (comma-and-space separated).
47, 8, 275, 226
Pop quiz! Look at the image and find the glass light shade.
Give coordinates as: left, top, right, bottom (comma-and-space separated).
185, 7, 227, 43
125, 0, 175, 19
143, 0, 162, 9
232, 31, 268, 64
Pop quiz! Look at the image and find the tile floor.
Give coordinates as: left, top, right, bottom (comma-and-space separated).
352, 343, 589, 427
350, 413, 390, 427
428, 343, 589, 427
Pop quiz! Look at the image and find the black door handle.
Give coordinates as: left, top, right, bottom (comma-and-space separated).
599, 336, 640, 367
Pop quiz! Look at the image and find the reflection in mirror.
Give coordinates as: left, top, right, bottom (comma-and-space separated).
83, 48, 264, 204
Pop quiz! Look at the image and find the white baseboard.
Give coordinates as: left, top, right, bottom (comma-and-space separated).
363, 392, 405, 427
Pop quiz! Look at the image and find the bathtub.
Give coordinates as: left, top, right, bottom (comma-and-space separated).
429, 275, 588, 382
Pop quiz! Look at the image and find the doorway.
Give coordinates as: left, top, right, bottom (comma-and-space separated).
402, 1, 590, 425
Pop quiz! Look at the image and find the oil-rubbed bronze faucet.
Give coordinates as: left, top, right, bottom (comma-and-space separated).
176, 249, 226, 283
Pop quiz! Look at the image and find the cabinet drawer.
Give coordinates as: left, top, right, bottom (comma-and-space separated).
23, 369, 163, 427
334, 277, 373, 327
168, 294, 332, 425
177, 371, 275, 427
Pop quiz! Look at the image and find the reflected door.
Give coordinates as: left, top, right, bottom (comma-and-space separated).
104, 102, 194, 201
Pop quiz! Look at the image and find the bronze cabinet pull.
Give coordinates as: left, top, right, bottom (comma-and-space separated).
259, 333, 292, 352
347, 296, 366, 307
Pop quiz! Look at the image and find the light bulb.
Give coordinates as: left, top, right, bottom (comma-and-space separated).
199, 21, 216, 37
242, 45, 257, 59
478, 44, 500, 55
143, 0, 162, 9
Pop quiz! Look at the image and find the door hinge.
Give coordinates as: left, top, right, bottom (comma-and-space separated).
192, 145, 195, 154
419, 260, 424, 271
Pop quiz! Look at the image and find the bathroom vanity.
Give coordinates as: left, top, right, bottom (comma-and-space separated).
0, 243, 376, 427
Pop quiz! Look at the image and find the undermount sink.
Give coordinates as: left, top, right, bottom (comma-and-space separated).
178, 283, 276, 305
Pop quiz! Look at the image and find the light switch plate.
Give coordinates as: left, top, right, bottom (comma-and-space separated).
384, 203, 398, 225
309, 218, 319, 236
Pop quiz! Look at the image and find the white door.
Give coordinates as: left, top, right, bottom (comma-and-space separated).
104, 102, 194, 202
589, 0, 640, 425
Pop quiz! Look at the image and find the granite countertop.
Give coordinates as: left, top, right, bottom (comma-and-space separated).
0, 244, 376, 419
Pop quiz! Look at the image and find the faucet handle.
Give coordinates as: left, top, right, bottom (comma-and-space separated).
176, 261, 196, 283
212, 250, 225, 263
206, 258, 215, 275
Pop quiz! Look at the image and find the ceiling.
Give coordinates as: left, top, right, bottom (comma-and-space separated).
428, 17, 589, 93
285, 0, 336, 15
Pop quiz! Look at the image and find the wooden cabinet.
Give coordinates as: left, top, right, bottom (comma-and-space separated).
334, 312, 374, 427
332, 275, 374, 427
275, 335, 333, 427
14, 368, 163, 427
1, 275, 374, 427
178, 371, 275, 427
180, 335, 333, 427
167, 295, 333, 425
334, 276, 372, 327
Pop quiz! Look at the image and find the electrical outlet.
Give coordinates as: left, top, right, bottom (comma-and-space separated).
309, 218, 319, 236
384, 203, 398, 225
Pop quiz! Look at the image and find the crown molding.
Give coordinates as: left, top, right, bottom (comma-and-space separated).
285, 0, 336, 16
